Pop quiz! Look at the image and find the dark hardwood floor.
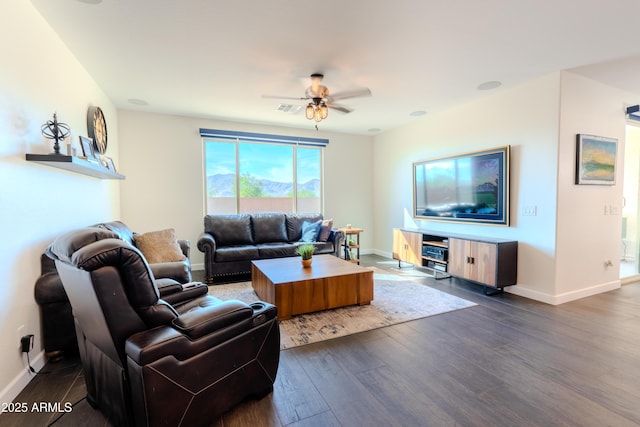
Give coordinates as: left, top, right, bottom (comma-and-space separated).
3, 254, 640, 426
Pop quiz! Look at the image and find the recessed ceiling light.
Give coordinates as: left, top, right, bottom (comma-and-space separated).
368, 128, 381, 132
477, 81, 502, 91
128, 98, 149, 106
409, 111, 427, 117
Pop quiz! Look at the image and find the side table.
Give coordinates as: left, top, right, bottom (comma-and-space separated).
339, 227, 363, 264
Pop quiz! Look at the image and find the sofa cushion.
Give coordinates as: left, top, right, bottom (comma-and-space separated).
134, 229, 187, 264
251, 213, 288, 244
214, 245, 260, 262
285, 213, 323, 242
205, 214, 253, 246
300, 220, 322, 242
317, 218, 333, 242
256, 243, 298, 258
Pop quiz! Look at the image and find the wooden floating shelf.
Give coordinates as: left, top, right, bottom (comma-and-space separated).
25, 154, 125, 180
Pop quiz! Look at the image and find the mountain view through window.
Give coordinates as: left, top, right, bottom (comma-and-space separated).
204, 140, 322, 214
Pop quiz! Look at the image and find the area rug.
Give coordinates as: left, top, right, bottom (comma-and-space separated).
208, 274, 476, 350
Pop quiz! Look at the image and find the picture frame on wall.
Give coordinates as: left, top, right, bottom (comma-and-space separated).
575, 134, 617, 185
79, 136, 96, 160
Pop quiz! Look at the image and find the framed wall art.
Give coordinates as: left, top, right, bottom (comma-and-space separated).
575, 134, 617, 185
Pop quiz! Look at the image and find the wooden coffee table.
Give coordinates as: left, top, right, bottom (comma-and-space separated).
251, 255, 374, 320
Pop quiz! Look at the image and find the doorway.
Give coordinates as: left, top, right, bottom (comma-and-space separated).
620, 124, 640, 280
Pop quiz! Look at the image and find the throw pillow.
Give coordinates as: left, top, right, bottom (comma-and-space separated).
300, 220, 322, 242
134, 228, 186, 264
317, 218, 333, 242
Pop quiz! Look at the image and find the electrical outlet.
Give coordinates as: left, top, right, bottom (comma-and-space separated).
21, 334, 34, 353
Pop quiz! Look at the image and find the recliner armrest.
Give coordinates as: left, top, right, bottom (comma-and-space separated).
157, 280, 208, 305
126, 300, 278, 365
150, 261, 192, 284
177, 239, 190, 258
172, 300, 253, 339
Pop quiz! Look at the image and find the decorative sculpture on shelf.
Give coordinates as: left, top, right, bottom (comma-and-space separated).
41, 113, 70, 154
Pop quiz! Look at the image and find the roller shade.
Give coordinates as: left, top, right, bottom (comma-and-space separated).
199, 128, 329, 147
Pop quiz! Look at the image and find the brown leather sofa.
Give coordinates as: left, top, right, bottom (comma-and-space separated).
197, 212, 345, 283
46, 226, 280, 426
35, 220, 193, 361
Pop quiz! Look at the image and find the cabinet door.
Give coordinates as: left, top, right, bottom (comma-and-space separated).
469, 241, 497, 286
449, 238, 499, 286
392, 230, 422, 265
405, 231, 422, 265
392, 229, 404, 261
448, 238, 470, 278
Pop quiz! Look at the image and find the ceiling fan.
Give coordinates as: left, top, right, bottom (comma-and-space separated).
263, 73, 372, 126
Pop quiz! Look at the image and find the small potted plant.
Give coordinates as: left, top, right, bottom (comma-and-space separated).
296, 244, 315, 268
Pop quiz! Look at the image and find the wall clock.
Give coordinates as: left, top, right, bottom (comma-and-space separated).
87, 106, 108, 154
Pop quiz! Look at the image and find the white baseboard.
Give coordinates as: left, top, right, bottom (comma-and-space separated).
372, 249, 392, 258
552, 280, 621, 305
506, 280, 621, 305
0, 350, 46, 404
505, 285, 558, 304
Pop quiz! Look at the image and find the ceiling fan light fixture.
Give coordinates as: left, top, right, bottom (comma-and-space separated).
267, 73, 370, 128
320, 102, 328, 119
305, 104, 315, 120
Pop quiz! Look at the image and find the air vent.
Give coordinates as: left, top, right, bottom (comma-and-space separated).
276, 104, 302, 114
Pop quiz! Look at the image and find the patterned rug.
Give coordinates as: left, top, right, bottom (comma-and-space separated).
208, 272, 476, 350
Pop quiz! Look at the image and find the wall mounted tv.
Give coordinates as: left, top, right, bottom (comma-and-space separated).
413, 145, 510, 226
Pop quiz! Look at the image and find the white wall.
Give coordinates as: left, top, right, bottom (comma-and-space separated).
0, 4, 121, 402
373, 71, 637, 303
117, 110, 375, 267
554, 72, 633, 301
373, 73, 561, 300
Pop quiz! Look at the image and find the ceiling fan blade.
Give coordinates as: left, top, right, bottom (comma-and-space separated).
328, 87, 372, 102
328, 103, 353, 114
262, 94, 309, 101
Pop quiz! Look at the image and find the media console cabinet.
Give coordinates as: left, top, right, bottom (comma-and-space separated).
392, 228, 517, 294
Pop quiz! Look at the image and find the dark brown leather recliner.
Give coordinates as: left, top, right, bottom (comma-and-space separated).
46, 227, 280, 427
35, 220, 194, 361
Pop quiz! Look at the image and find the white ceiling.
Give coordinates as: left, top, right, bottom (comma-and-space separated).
30, 0, 640, 135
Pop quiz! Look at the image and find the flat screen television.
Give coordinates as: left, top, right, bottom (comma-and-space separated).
413, 145, 510, 225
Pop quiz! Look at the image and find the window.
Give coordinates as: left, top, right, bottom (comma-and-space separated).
201, 129, 327, 214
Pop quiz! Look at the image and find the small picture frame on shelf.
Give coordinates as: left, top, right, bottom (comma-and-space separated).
79, 136, 96, 160
102, 156, 117, 172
